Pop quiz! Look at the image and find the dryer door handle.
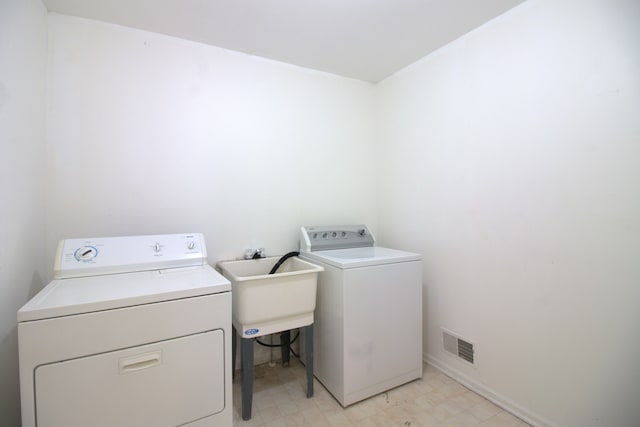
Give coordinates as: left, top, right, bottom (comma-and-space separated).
119, 351, 162, 374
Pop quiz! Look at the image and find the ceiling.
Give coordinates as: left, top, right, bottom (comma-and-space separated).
42, 0, 525, 83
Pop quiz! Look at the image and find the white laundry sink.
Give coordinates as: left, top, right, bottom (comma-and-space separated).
217, 257, 323, 338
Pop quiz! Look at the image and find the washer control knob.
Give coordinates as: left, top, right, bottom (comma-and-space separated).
332, 232, 337, 238
322, 232, 328, 238
188, 241, 195, 250
154, 243, 161, 252
358, 228, 366, 236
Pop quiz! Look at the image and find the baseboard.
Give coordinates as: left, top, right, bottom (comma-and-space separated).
425, 353, 556, 427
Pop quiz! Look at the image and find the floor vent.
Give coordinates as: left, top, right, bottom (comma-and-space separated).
442, 329, 475, 365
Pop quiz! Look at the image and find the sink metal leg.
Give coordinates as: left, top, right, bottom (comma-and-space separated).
304, 324, 314, 398
280, 330, 291, 366
237, 326, 312, 420
241, 337, 254, 420
231, 326, 237, 379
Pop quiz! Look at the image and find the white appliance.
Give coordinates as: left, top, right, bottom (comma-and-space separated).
18, 233, 232, 427
299, 225, 422, 406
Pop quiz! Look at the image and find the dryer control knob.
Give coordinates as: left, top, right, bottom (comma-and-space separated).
358, 228, 366, 236
74, 246, 98, 262
154, 243, 161, 252
188, 241, 195, 250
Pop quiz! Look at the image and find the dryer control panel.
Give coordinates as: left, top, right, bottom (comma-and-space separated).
300, 225, 375, 252
54, 233, 207, 279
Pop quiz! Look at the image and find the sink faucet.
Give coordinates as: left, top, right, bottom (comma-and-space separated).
244, 248, 266, 260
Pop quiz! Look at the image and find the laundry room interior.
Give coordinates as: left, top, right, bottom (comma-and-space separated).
1, 0, 639, 426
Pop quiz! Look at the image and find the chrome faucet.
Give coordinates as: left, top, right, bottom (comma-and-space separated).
244, 248, 266, 260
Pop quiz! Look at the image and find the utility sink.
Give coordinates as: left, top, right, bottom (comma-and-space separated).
217, 257, 323, 338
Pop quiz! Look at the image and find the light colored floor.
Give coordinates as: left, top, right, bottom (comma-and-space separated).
232, 359, 531, 427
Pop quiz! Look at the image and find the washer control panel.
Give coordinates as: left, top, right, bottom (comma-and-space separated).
54, 233, 207, 279
300, 225, 375, 252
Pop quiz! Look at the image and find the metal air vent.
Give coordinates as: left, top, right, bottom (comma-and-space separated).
442, 329, 475, 365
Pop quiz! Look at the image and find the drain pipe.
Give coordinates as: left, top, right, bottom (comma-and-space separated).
269, 335, 276, 367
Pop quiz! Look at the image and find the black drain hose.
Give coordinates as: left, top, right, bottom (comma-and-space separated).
255, 331, 301, 348
255, 251, 302, 352
268, 251, 300, 275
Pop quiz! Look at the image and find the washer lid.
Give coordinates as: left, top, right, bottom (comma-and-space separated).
300, 246, 421, 269
17, 265, 230, 322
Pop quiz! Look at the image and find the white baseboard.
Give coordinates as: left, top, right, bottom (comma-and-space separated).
425, 353, 556, 427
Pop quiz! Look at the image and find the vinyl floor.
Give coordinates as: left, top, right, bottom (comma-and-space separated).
232, 358, 531, 427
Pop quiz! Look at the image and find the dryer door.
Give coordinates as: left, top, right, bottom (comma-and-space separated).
34, 329, 224, 427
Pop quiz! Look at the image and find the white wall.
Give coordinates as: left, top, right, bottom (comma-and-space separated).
376, 0, 640, 426
0, 0, 47, 425
8, 2, 639, 426
46, 14, 377, 272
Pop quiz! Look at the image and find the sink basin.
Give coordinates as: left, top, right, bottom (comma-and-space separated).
217, 256, 323, 338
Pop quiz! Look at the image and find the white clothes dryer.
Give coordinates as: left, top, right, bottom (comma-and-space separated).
18, 233, 232, 427
299, 225, 423, 407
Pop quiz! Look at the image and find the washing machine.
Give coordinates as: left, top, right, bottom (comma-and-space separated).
18, 233, 232, 427
299, 225, 422, 407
